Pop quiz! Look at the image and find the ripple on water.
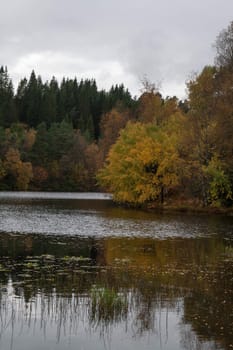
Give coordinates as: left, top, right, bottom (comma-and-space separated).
0, 194, 232, 239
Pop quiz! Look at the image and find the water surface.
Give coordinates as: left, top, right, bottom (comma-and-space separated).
0, 192, 232, 350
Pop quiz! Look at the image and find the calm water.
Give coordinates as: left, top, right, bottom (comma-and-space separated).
0, 192, 232, 350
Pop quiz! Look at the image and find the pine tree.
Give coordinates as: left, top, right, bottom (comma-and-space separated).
0, 66, 17, 127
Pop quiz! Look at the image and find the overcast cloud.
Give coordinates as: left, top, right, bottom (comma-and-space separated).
1, 0, 233, 98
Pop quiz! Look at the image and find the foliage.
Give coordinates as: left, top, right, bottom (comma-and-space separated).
98, 122, 183, 205
0, 66, 16, 127
215, 20, 233, 69
186, 63, 233, 206
13, 72, 135, 139
0, 21, 233, 208
0, 159, 6, 180
203, 156, 232, 206
3, 147, 33, 190
0, 120, 102, 191
98, 108, 132, 164
137, 78, 179, 125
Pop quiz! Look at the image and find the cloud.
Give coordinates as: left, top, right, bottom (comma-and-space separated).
1, 0, 233, 98
10, 51, 139, 95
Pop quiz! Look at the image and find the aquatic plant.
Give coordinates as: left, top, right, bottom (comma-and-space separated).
89, 286, 128, 326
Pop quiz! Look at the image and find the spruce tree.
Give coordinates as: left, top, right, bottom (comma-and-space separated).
0, 66, 17, 127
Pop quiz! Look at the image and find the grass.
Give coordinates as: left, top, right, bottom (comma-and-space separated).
89, 286, 128, 326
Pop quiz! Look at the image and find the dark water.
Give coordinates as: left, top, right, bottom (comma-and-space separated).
0, 192, 232, 350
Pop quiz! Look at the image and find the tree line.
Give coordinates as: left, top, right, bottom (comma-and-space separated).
0, 21, 233, 208
99, 21, 233, 208
0, 68, 134, 137
0, 69, 136, 191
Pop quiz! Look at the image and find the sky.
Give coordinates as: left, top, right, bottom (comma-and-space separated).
1, 0, 233, 99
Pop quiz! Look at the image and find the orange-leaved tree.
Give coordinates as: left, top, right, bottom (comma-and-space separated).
4, 147, 33, 190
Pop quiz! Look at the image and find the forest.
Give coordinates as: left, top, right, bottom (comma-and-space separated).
0, 22, 233, 209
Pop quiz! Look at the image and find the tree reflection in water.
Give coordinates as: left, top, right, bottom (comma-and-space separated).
0, 275, 178, 346
0, 232, 232, 350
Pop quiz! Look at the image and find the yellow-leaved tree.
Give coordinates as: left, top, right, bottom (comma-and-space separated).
98, 121, 184, 206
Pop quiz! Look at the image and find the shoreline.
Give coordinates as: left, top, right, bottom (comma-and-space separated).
146, 203, 233, 216
0, 190, 232, 216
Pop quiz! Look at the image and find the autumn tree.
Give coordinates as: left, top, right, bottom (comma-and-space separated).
137, 91, 163, 124
98, 108, 132, 164
0, 159, 6, 180
16, 161, 33, 190
214, 21, 233, 70
84, 142, 101, 189
3, 123, 36, 158
186, 67, 215, 204
186, 65, 233, 205
32, 166, 48, 189
203, 155, 232, 206
98, 122, 184, 206
137, 77, 162, 124
4, 147, 33, 190
187, 67, 217, 161
214, 70, 233, 193
137, 78, 179, 125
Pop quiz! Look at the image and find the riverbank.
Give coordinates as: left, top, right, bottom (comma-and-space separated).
147, 199, 233, 216
1, 190, 232, 216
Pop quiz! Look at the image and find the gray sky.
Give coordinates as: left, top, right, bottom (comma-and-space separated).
1, 0, 233, 99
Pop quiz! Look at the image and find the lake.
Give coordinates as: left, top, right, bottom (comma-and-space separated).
0, 192, 232, 350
